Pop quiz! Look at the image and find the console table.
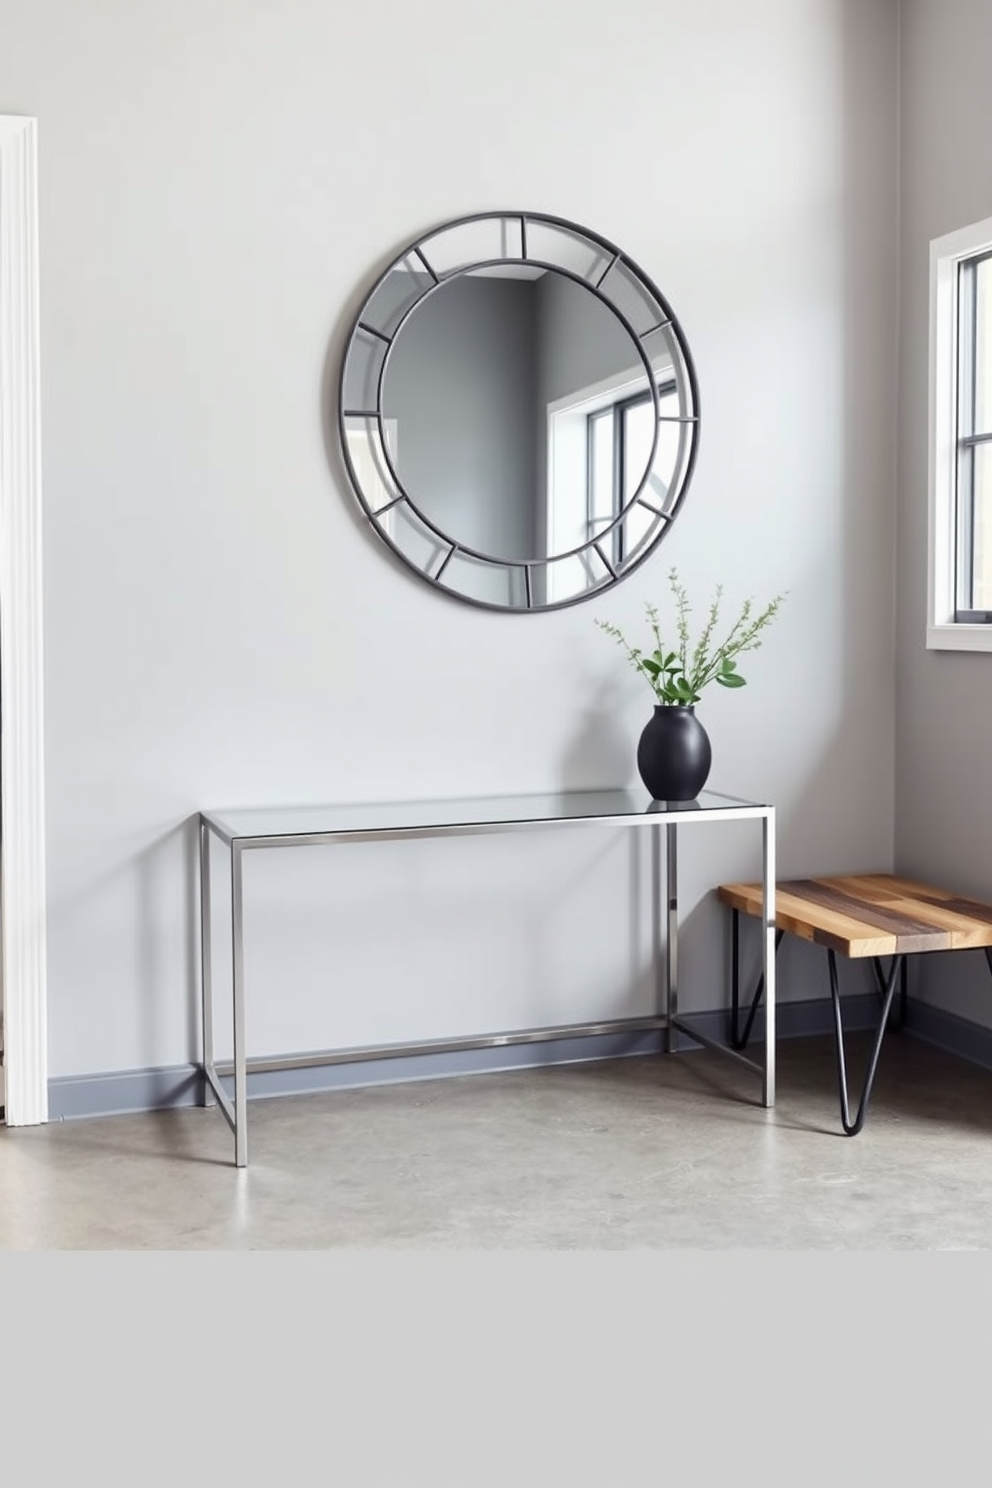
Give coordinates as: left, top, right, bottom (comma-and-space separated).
198, 788, 776, 1167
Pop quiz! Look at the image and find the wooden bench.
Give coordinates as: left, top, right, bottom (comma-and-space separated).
717, 873, 992, 1134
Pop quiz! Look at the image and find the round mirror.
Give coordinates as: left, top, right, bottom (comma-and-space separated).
339, 212, 700, 612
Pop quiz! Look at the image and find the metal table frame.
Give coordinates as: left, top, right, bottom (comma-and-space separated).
198, 789, 776, 1167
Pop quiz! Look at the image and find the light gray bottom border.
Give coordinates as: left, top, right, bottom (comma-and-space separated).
42, 990, 929, 1122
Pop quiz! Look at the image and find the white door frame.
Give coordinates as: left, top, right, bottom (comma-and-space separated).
0, 116, 49, 1125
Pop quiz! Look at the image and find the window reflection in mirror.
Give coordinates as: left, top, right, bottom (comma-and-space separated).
378, 266, 673, 586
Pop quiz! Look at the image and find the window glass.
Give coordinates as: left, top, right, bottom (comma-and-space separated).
975, 257, 992, 435
589, 410, 614, 530
972, 444, 992, 610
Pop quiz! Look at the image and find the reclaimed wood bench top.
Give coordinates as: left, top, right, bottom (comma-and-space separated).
717, 873, 992, 959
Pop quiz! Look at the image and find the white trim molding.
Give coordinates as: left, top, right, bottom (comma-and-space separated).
928, 213, 992, 652
0, 116, 49, 1124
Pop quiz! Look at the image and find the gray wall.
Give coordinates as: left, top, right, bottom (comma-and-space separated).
0, 0, 898, 1085
382, 274, 537, 562
536, 270, 642, 408
896, 0, 992, 1026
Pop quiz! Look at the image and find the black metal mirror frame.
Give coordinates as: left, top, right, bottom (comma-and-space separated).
338, 210, 700, 612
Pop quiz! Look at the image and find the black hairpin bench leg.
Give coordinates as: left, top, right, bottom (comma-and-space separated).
829, 949, 903, 1136
731, 907, 903, 1134
731, 908, 784, 1051
871, 955, 908, 1032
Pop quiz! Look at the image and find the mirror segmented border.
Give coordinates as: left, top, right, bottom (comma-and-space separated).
338, 211, 700, 612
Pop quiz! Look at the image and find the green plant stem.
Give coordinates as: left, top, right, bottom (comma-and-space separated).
596, 569, 786, 708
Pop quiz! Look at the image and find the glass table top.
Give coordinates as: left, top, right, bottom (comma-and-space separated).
201, 787, 770, 843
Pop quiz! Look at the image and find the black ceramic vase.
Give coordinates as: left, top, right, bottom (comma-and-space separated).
637, 705, 712, 802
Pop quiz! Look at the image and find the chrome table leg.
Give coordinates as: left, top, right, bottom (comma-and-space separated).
231, 842, 248, 1168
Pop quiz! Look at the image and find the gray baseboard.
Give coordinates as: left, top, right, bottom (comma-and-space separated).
45, 994, 992, 1123
47, 1064, 204, 1121
675, 990, 882, 1048
902, 997, 992, 1071
47, 1028, 662, 1121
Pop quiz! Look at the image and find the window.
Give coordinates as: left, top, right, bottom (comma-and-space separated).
544, 364, 678, 603
587, 381, 678, 568
928, 215, 992, 649
954, 253, 992, 615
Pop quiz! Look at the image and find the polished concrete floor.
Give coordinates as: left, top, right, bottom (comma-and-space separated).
1, 1029, 990, 1248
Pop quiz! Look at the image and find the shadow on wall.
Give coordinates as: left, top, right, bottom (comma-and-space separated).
139, 820, 200, 1072
709, 0, 898, 886
516, 822, 661, 1028
191, 820, 663, 1058
557, 673, 635, 793
781, 0, 895, 879
45, 818, 197, 1076
801, 0, 896, 871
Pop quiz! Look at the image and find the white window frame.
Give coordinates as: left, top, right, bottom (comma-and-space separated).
928, 213, 992, 651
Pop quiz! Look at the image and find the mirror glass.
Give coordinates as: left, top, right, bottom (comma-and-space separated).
339, 213, 699, 612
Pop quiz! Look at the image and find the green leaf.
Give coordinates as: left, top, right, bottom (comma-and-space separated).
597, 571, 784, 706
